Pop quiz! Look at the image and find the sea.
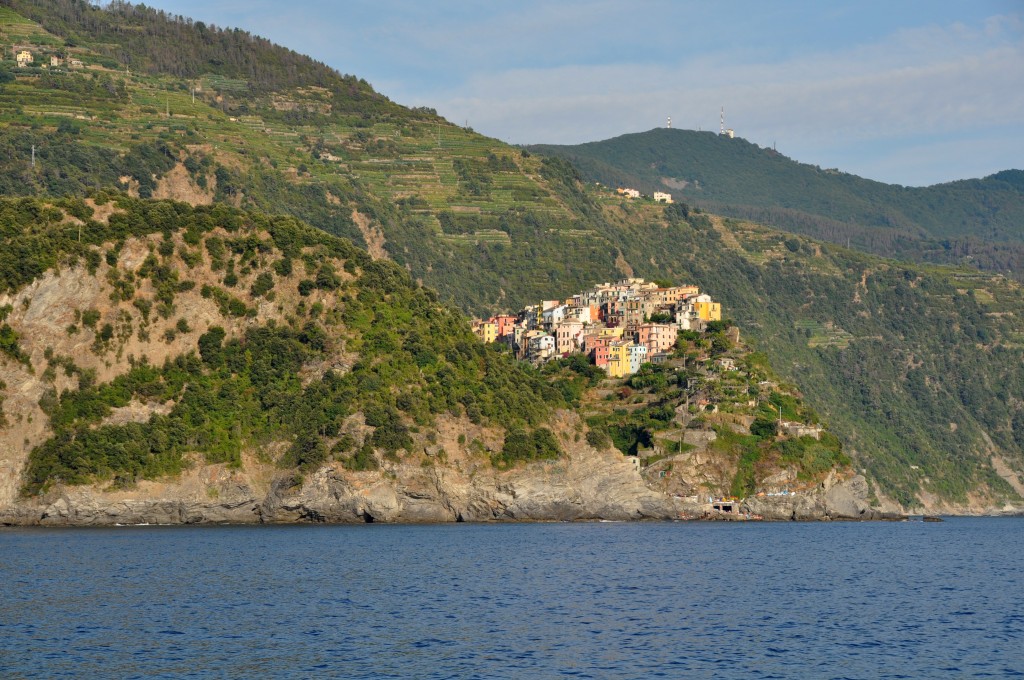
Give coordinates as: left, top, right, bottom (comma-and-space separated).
1, 518, 1022, 679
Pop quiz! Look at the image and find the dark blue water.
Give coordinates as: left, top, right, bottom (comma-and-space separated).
1, 519, 1022, 679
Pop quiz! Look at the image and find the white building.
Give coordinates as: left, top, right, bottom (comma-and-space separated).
628, 344, 649, 374
526, 333, 556, 361
542, 304, 567, 329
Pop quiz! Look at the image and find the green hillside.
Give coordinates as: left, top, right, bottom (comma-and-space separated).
0, 1, 617, 313
0, 195, 567, 495
0, 1, 1021, 509
590, 197, 1024, 507
528, 129, 1024, 279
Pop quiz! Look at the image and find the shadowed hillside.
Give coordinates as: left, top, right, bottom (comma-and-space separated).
529, 129, 1024, 279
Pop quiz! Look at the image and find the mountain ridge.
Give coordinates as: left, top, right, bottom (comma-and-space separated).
527, 128, 1024, 279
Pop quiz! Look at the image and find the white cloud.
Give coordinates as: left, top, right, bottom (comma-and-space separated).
422, 13, 1024, 183
142, 1, 1023, 184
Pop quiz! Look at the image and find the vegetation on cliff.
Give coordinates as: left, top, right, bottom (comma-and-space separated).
0, 3, 1020, 508
0, 197, 563, 495
577, 321, 847, 498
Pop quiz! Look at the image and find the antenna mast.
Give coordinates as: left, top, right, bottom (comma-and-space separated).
720, 106, 724, 135
667, 116, 671, 129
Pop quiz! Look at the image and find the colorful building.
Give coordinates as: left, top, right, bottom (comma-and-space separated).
473, 320, 497, 344
693, 295, 722, 321
555, 319, 584, 355
606, 340, 632, 378
628, 344, 649, 374
472, 276, 723, 376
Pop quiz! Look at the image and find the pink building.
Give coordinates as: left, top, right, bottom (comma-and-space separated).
493, 315, 517, 339
585, 335, 613, 368
637, 323, 678, 353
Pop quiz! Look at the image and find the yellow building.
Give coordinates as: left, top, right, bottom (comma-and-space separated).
695, 300, 722, 321
473, 320, 498, 344
597, 326, 625, 339
16, 50, 33, 67
606, 340, 631, 378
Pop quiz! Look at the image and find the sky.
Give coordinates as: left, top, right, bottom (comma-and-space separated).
142, 0, 1024, 187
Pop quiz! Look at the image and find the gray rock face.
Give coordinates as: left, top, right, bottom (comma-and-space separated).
0, 405, 905, 527
1, 435, 683, 526
1, 464, 905, 527
743, 474, 899, 521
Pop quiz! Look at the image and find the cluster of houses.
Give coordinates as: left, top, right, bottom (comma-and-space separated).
473, 278, 722, 378
12, 47, 83, 69
615, 187, 673, 203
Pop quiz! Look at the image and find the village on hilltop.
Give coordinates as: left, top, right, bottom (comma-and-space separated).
473, 277, 726, 378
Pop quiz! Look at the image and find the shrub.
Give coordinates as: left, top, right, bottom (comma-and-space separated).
81, 309, 101, 328
586, 429, 611, 449
0, 323, 29, 364
273, 257, 293, 276
250, 272, 275, 298
282, 432, 328, 472
750, 417, 777, 440
342, 443, 379, 471
492, 428, 561, 467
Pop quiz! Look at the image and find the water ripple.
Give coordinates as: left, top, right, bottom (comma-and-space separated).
1, 519, 1023, 677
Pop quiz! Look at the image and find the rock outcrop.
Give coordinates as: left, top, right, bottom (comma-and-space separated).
742, 473, 902, 521
0, 426, 682, 526
1, 448, 913, 526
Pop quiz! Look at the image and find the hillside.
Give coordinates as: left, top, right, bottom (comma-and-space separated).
528, 129, 1024, 279
0, 196, 877, 524
0, 2, 1021, 513
589, 196, 1024, 510
0, 195, 681, 523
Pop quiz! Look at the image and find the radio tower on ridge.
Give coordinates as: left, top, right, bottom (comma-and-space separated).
720, 106, 735, 138
667, 116, 672, 129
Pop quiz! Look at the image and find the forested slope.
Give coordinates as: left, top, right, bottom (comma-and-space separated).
529, 129, 1024, 279
0, 196, 572, 502
586, 195, 1024, 508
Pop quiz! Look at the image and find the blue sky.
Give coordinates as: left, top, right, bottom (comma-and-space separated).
145, 1, 1023, 187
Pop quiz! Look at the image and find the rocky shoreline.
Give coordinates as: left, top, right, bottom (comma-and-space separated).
0, 453, 902, 527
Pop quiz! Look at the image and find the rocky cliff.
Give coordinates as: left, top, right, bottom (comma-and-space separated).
0, 197, 907, 525
0, 414, 887, 526
0, 198, 687, 526
0, 412, 677, 525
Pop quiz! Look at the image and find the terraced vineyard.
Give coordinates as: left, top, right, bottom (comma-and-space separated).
0, 6, 53, 41
794, 320, 854, 349
0, 12, 572, 231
